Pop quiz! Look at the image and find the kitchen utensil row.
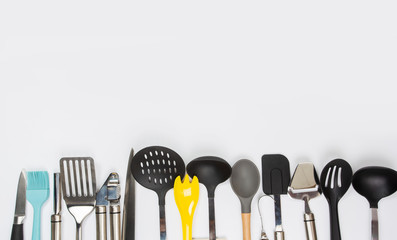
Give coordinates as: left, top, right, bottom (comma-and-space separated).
10, 145, 397, 240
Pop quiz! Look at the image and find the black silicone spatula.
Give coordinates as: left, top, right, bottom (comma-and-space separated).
320, 159, 352, 240
130, 146, 185, 240
262, 154, 290, 240
352, 166, 397, 240
187, 156, 232, 240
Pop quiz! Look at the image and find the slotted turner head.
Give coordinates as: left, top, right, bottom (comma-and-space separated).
130, 146, 185, 204
60, 157, 96, 225
320, 159, 352, 202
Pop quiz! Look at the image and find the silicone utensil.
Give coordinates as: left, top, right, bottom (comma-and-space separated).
130, 146, 185, 240
230, 159, 260, 240
352, 166, 397, 240
262, 154, 290, 240
174, 175, 200, 240
187, 156, 232, 240
27, 171, 50, 240
320, 159, 352, 240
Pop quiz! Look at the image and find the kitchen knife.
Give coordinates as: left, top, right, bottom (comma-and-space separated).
121, 149, 135, 240
11, 171, 27, 240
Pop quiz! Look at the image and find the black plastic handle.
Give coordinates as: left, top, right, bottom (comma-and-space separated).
329, 200, 341, 240
11, 223, 23, 240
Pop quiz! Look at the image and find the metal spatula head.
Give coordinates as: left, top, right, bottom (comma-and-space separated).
60, 157, 96, 240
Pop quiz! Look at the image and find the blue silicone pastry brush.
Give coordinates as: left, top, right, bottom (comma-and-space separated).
27, 171, 50, 240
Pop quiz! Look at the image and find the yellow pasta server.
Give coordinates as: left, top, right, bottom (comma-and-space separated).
174, 175, 200, 240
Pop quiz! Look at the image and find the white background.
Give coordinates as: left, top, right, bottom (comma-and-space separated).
1, 0, 397, 239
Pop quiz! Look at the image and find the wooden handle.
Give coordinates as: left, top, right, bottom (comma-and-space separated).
242, 213, 251, 240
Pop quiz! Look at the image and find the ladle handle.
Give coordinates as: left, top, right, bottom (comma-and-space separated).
371, 208, 379, 240
329, 201, 341, 240
242, 213, 251, 240
208, 197, 216, 240
304, 213, 317, 240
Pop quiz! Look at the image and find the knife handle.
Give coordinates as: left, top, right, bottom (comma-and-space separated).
110, 205, 121, 240
51, 214, 61, 240
11, 223, 23, 240
96, 206, 107, 240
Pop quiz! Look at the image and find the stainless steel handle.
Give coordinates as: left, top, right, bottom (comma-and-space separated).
304, 213, 317, 240
96, 206, 107, 240
110, 205, 121, 240
274, 231, 284, 240
51, 214, 61, 240
371, 208, 379, 240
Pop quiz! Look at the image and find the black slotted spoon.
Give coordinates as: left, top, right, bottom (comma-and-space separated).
130, 146, 186, 240
320, 159, 352, 240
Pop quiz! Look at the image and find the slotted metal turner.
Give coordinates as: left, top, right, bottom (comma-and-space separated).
60, 157, 97, 240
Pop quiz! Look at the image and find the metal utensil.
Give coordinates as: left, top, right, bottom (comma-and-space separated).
130, 146, 186, 240
262, 154, 290, 240
122, 149, 135, 240
320, 159, 352, 240
230, 159, 260, 240
288, 163, 321, 240
11, 171, 27, 240
352, 166, 397, 240
187, 156, 232, 240
51, 173, 62, 240
60, 157, 97, 240
96, 173, 121, 240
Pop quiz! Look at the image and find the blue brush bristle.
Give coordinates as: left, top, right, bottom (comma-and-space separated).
27, 171, 49, 190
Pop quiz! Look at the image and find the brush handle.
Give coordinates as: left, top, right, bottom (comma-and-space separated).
32, 205, 42, 240
11, 223, 23, 240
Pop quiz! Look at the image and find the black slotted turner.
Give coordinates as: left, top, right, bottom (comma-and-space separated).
130, 146, 186, 240
262, 154, 291, 240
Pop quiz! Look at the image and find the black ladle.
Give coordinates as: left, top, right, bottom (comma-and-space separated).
187, 156, 232, 240
320, 159, 352, 240
352, 166, 397, 240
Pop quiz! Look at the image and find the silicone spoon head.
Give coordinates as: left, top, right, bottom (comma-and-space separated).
230, 159, 260, 213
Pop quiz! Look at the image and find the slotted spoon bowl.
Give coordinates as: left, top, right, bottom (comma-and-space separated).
130, 146, 185, 240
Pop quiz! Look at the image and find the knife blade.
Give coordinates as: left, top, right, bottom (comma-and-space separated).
122, 149, 135, 240
11, 171, 27, 240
